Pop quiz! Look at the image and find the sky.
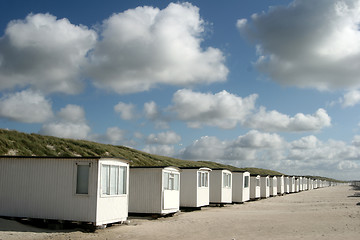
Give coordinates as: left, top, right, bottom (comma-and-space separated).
1, 0, 360, 181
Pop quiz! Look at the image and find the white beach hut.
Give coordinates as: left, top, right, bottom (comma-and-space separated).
303, 177, 308, 190
209, 169, 232, 204
295, 177, 300, 192
284, 176, 290, 194
289, 176, 296, 193
269, 176, 277, 197
299, 176, 303, 191
276, 175, 285, 195
260, 175, 270, 198
232, 171, 250, 203
250, 174, 261, 200
180, 167, 212, 208
129, 166, 180, 215
0, 156, 129, 227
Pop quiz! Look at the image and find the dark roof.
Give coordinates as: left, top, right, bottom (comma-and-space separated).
0, 155, 129, 162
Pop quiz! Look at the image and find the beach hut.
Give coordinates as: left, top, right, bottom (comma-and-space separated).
284, 176, 290, 194
298, 176, 303, 191
303, 177, 308, 190
129, 166, 180, 215
209, 169, 232, 204
232, 171, 250, 203
295, 177, 300, 192
289, 176, 296, 193
260, 175, 270, 198
0, 156, 129, 227
180, 167, 212, 208
276, 175, 285, 195
250, 174, 261, 200
307, 179, 313, 190
269, 176, 277, 197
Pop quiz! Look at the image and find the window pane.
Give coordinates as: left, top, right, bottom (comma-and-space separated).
244, 176, 249, 188
76, 165, 89, 194
204, 172, 208, 187
101, 165, 109, 195
223, 173, 226, 188
198, 172, 201, 187
169, 174, 174, 190
174, 174, 179, 190
110, 166, 119, 195
120, 166, 127, 194
163, 172, 169, 190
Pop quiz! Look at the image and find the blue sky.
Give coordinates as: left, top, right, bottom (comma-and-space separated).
1, 0, 360, 180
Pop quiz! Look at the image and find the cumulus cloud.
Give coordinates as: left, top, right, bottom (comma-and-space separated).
179, 130, 285, 162
244, 107, 331, 132
114, 102, 137, 120
0, 89, 53, 123
341, 90, 360, 107
178, 132, 360, 179
40, 104, 90, 139
168, 89, 330, 132
144, 101, 169, 129
238, 0, 360, 90
0, 13, 97, 94
146, 131, 181, 145
142, 144, 175, 157
170, 89, 258, 129
87, 2, 228, 94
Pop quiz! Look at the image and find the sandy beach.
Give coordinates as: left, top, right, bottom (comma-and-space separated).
1, 185, 359, 240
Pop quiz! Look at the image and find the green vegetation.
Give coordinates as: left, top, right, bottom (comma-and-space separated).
0, 128, 341, 181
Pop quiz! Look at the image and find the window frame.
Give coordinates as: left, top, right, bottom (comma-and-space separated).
222, 172, 231, 188
163, 171, 180, 191
100, 164, 127, 197
244, 175, 249, 188
74, 162, 91, 196
198, 171, 209, 188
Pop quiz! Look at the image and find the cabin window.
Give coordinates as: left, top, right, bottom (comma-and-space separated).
256, 178, 260, 187
76, 164, 90, 194
163, 172, 179, 190
101, 165, 127, 195
222, 172, 231, 188
266, 178, 269, 187
198, 172, 209, 187
244, 176, 249, 188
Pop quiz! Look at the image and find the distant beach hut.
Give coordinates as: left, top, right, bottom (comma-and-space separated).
232, 171, 250, 203
299, 176, 303, 191
313, 179, 318, 189
209, 169, 232, 204
129, 166, 180, 215
0, 156, 129, 227
276, 175, 285, 195
303, 177, 308, 190
250, 174, 261, 200
269, 176, 277, 197
289, 176, 296, 193
260, 175, 270, 198
295, 177, 300, 192
307, 178, 313, 190
180, 167, 212, 208
284, 176, 290, 194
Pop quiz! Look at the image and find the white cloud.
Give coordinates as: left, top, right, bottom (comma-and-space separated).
178, 132, 360, 180
144, 101, 169, 129
114, 102, 137, 120
146, 131, 181, 145
87, 2, 228, 94
0, 13, 97, 94
40, 104, 90, 139
143, 144, 175, 157
170, 89, 258, 129
0, 89, 53, 123
238, 0, 360, 91
341, 90, 360, 107
244, 107, 331, 132
168, 89, 330, 132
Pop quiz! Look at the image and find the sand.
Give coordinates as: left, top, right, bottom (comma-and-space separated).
1, 185, 359, 240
